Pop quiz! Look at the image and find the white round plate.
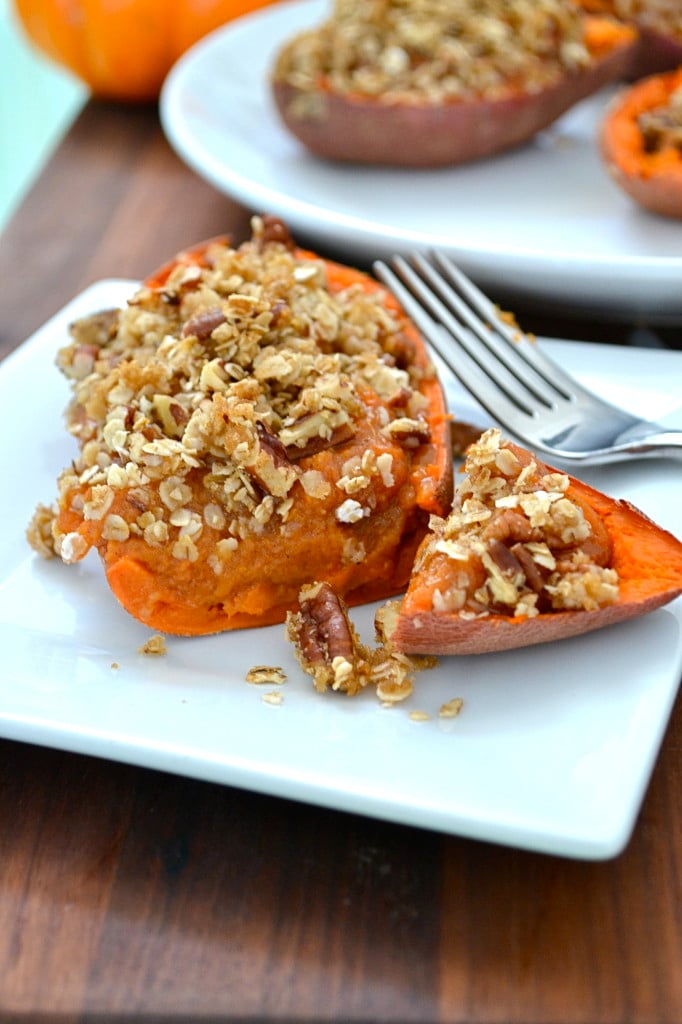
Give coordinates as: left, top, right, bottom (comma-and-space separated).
161, 0, 682, 323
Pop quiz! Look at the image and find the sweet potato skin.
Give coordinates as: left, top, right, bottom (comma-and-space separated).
600, 68, 682, 219
391, 580, 682, 655
272, 22, 635, 168
389, 471, 682, 656
627, 26, 682, 80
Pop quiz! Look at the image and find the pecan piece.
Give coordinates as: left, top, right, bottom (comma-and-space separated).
153, 394, 189, 438
256, 421, 291, 467
281, 417, 356, 460
486, 538, 525, 578
450, 420, 484, 458
286, 581, 367, 694
257, 215, 296, 251
482, 538, 526, 608
182, 308, 227, 341
252, 422, 297, 498
383, 416, 431, 447
482, 510, 540, 545
382, 330, 417, 370
509, 542, 547, 594
269, 299, 290, 328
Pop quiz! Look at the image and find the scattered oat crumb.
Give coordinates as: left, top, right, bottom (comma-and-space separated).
439, 697, 464, 719
375, 676, 414, 704
262, 690, 284, 706
26, 503, 58, 559
246, 665, 287, 685
138, 634, 167, 656
111, 662, 119, 670
408, 710, 431, 722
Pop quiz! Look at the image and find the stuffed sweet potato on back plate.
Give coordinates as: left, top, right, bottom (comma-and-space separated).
271, 0, 635, 167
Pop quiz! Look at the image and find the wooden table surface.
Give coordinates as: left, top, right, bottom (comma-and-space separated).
0, 100, 680, 1024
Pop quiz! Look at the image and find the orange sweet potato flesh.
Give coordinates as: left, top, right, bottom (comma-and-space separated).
600, 68, 682, 218
55, 238, 453, 636
389, 461, 682, 656
271, 17, 635, 168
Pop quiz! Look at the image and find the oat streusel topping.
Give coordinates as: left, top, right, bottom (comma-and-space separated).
274, 0, 593, 105
28, 217, 435, 587
638, 85, 682, 153
417, 429, 619, 619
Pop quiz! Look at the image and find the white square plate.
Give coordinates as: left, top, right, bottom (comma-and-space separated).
1, 280, 681, 859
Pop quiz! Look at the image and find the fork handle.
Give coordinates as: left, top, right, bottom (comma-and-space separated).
553, 427, 682, 464
614, 427, 682, 460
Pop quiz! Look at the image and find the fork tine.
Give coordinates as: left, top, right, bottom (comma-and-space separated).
373, 259, 538, 435
430, 252, 590, 402
411, 253, 565, 408
378, 255, 555, 418
376, 253, 682, 465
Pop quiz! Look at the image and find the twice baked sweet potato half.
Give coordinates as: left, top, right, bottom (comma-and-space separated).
271, 0, 636, 168
383, 429, 682, 655
600, 67, 682, 218
29, 217, 453, 635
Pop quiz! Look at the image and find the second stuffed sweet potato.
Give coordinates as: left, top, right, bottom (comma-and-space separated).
382, 429, 682, 655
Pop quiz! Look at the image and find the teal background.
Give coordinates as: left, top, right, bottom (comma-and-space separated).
1, 0, 86, 231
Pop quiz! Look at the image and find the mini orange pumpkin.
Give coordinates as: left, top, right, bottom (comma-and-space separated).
13, 0, 280, 102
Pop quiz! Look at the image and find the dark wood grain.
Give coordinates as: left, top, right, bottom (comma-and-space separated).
0, 100, 680, 1023
0, 102, 252, 359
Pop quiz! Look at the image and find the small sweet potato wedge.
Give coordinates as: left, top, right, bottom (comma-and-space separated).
271, 2, 635, 168
32, 217, 453, 636
383, 429, 682, 655
600, 67, 682, 218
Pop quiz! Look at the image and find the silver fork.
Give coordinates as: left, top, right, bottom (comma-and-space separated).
374, 252, 682, 465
